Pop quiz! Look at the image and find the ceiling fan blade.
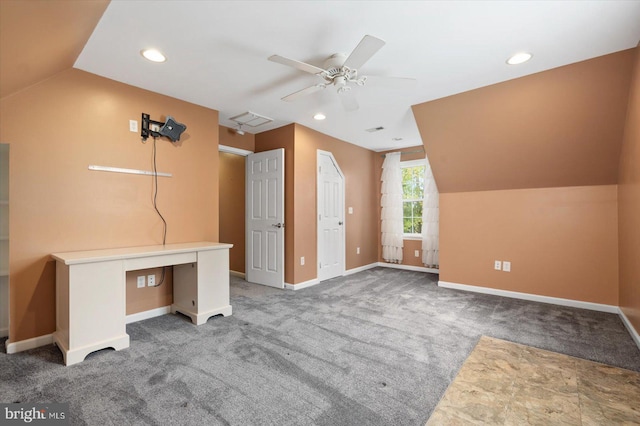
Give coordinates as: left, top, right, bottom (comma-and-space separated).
338, 90, 359, 111
268, 55, 326, 75
343, 35, 385, 70
282, 84, 325, 102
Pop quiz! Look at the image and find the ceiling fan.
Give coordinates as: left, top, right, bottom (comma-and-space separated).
268, 35, 415, 111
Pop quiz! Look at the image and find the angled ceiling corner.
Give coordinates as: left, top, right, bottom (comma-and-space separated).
0, 0, 110, 99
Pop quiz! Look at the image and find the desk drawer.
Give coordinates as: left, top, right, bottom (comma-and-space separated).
125, 252, 196, 271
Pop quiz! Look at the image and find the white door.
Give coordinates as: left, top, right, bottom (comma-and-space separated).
246, 149, 285, 288
317, 151, 345, 281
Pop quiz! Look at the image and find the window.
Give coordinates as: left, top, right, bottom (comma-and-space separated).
401, 160, 425, 237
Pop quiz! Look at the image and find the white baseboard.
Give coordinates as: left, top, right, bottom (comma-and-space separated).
345, 263, 378, 275
230, 270, 246, 279
438, 280, 619, 313
0, 326, 7, 338
285, 262, 437, 290
6, 333, 54, 354
619, 308, 640, 351
378, 262, 440, 274
125, 306, 171, 324
285, 278, 320, 290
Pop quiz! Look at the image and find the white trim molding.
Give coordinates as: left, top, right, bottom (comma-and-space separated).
219, 144, 253, 156
125, 306, 171, 324
378, 262, 440, 275
285, 278, 320, 291
619, 308, 640, 351
438, 281, 619, 313
6, 333, 54, 354
230, 270, 246, 279
345, 263, 378, 276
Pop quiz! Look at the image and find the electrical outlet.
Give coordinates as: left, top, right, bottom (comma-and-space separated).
300, 256, 305, 266
494, 260, 502, 271
137, 276, 145, 288
129, 120, 138, 132
348, 207, 353, 214
147, 274, 155, 286
150, 123, 160, 132
415, 250, 420, 257
502, 261, 511, 272
357, 247, 360, 254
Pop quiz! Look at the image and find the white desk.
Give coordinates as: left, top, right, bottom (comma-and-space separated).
51, 242, 233, 366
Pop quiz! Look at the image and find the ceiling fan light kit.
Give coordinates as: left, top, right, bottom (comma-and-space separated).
268, 35, 416, 111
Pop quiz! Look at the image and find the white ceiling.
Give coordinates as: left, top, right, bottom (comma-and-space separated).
75, 1, 640, 152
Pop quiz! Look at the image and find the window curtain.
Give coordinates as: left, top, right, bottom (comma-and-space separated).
421, 157, 439, 268
381, 152, 404, 263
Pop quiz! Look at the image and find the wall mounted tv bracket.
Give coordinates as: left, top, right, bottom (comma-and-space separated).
141, 113, 187, 142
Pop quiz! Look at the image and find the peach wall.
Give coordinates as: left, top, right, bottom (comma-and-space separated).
0, 0, 109, 98
0, 68, 220, 342
219, 125, 255, 152
618, 44, 640, 333
440, 186, 619, 305
125, 267, 173, 316
294, 125, 378, 284
412, 49, 635, 193
255, 124, 378, 285
219, 152, 246, 273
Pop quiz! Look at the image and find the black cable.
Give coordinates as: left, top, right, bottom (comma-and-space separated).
152, 136, 167, 245
152, 136, 167, 287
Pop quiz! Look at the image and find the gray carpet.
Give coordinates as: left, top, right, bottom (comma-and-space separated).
1, 267, 639, 425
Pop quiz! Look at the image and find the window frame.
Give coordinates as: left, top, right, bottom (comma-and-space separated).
400, 159, 426, 239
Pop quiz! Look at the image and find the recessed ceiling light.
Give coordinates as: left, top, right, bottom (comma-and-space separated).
141, 49, 166, 63
506, 52, 532, 65
392, 137, 403, 141
313, 113, 326, 120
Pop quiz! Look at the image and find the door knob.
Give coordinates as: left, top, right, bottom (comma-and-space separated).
272, 223, 283, 228
339, 221, 343, 225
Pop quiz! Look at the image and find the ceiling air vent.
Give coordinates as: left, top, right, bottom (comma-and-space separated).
365, 126, 385, 133
229, 111, 273, 128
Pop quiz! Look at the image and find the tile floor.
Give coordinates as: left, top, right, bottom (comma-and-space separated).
427, 336, 640, 425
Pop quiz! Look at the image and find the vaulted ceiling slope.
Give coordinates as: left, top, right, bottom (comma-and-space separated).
3, 1, 639, 152
2, 1, 639, 156
0, 0, 109, 99
412, 49, 637, 193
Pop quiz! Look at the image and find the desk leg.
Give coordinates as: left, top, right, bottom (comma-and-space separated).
172, 249, 232, 325
55, 260, 130, 366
